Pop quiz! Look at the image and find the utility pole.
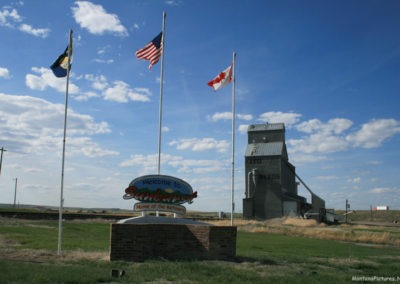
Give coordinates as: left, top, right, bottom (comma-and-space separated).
13, 178, 18, 208
0, 147, 6, 176
370, 204, 373, 221
345, 199, 350, 224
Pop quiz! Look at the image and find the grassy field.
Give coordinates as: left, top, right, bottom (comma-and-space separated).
0, 217, 399, 283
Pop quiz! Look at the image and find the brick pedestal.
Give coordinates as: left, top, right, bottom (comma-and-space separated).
110, 224, 236, 262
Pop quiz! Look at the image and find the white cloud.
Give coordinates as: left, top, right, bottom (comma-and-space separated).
93, 46, 114, 64
74, 91, 99, 102
25, 67, 80, 94
238, 124, 249, 134
288, 153, 327, 164
258, 111, 301, 127
0, 93, 116, 158
288, 131, 349, 154
0, 67, 10, 79
169, 138, 230, 153
72, 1, 128, 36
348, 177, 361, 183
208, 112, 253, 122
84, 74, 108, 90
289, 118, 354, 154
93, 58, 114, 64
237, 113, 253, 121
287, 118, 353, 154
346, 119, 400, 148
119, 153, 228, 174
165, 0, 181, 6
68, 137, 118, 157
288, 117, 400, 159
80, 74, 151, 103
0, 7, 22, 28
103, 80, 151, 103
0, 7, 50, 37
369, 187, 396, 194
296, 118, 353, 134
19, 23, 50, 38
208, 112, 232, 122
314, 175, 338, 180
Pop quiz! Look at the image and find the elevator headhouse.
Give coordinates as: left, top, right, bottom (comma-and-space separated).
243, 123, 325, 220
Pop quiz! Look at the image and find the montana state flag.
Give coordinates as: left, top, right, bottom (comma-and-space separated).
50, 46, 72, 77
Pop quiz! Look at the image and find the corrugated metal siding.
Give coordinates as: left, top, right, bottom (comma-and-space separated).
245, 142, 283, 157
248, 123, 285, 132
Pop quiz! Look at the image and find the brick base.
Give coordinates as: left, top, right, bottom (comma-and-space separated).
110, 224, 236, 262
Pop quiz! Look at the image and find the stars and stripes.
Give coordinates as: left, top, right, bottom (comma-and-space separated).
135, 32, 163, 70
207, 62, 233, 91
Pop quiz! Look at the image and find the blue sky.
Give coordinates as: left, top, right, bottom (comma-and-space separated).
0, 0, 399, 212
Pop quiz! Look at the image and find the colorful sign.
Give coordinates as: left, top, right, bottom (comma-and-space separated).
123, 175, 197, 205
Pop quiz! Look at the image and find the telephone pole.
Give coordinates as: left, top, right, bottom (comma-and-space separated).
0, 147, 6, 176
13, 178, 18, 208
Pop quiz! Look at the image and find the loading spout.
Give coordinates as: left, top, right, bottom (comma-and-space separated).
282, 159, 325, 209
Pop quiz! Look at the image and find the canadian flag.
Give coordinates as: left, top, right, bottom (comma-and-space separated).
207, 63, 233, 91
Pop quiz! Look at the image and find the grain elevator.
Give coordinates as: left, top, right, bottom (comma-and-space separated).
243, 123, 326, 220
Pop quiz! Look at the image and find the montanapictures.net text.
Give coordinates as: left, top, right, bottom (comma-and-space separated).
352, 276, 400, 282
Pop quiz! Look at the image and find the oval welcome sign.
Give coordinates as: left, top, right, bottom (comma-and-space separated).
123, 175, 197, 205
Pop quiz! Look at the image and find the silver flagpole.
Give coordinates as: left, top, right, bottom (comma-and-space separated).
157, 11, 166, 175
58, 29, 73, 256
231, 52, 236, 226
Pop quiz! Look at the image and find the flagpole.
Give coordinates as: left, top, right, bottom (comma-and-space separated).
231, 52, 236, 226
58, 29, 73, 256
157, 11, 166, 175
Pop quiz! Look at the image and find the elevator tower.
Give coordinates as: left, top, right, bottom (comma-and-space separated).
243, 123, 321, 220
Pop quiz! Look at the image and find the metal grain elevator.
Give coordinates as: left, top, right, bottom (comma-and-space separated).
243, 123, 325, 220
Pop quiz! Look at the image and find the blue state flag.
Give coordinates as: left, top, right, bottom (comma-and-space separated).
50, 46, 72, 77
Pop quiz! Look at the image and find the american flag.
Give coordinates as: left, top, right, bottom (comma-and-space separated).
135, 32, 163, 70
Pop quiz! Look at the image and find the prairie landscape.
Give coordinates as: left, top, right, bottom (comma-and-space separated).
0, 210, 399, 283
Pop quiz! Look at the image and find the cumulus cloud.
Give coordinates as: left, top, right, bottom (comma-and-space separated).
288, 117, 400, 155
77, 74, 151, 103
296, 118, 353, 134
169, 138, 230, 153
25, 67, 80, 94
0, 7, 50, 37
0, 67, 10, 79
72, 1, 128, 36
346, 119, 400, 148
237, 114, 253, 121
103, 80, 151, 103
0, 7, 22, 27
208, 112, 232, 122
238, 124, 249, 134
0, 93, 116, 157
19, 23, 50, 38
258, 111, 301, 127
84, 74, 108, 90
208, 112, 253, 122
119, 153, 228, 174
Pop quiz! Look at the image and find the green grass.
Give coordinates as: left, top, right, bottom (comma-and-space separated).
0, 219, 399, 283
0, 220, 109, 251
